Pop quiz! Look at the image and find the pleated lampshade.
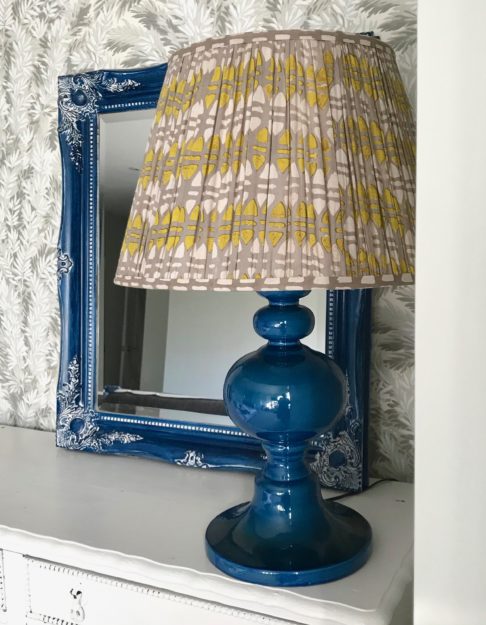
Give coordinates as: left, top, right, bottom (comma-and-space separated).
114, 30, 415, 291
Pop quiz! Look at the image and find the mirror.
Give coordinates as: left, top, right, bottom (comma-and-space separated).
56, 63, 371, 491
98, 110, 326, 424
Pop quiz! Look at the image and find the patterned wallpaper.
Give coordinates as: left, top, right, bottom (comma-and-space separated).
0, 0, 416, 480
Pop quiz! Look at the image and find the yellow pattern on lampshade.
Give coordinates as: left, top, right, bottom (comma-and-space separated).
114, 30, 415, 291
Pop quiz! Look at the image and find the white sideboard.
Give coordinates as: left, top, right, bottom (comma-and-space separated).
0, 425, 413, 625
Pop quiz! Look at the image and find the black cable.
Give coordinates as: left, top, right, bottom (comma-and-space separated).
324, 478, 397, 502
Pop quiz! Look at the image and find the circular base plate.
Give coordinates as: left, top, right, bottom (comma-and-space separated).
206, 501, 372, 587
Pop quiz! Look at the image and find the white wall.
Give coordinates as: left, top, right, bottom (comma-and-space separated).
139, 291, 171, 391
415, 1, 486, 623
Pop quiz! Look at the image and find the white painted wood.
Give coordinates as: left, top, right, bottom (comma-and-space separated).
25, 557, 295, 625
0, 550, 6, 625
389, 584, 412, 625
0, 551, 5, 615
415, 1, 486, 624
0, 426, 412, 625
2, 551, 26, 625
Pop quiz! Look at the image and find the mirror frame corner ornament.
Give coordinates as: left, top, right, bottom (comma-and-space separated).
56, 64, 372, 492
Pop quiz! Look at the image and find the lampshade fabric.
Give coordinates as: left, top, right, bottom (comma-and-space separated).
114, 30, 415, 291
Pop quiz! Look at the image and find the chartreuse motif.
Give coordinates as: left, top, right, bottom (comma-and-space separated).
115, 30, 415, 291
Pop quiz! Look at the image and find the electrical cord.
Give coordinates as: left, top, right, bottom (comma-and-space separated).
324, 478, 397, 502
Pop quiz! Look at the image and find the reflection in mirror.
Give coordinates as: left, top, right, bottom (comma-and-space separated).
98, 110, 326, 423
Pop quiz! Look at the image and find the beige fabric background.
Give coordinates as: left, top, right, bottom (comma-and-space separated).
0, 0, 415, 481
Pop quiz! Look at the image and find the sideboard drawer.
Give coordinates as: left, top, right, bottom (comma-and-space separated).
25, 557, 290, 625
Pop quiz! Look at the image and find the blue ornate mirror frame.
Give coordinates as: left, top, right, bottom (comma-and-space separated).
56, 63, 372, 492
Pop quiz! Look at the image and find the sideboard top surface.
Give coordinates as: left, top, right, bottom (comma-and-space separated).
0, 425, 413, 625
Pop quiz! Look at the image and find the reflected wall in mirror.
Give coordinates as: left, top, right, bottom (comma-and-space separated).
57, 64, 372, 491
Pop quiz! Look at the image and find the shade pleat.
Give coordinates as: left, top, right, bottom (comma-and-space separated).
115, 30, 415, 291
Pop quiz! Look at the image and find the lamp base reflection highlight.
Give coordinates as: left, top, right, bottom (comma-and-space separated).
205, 291, 371, 586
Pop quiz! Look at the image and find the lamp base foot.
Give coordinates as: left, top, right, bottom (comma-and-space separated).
205, 500, 372, 587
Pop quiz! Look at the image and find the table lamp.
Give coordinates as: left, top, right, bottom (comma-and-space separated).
114, 30, 415, 587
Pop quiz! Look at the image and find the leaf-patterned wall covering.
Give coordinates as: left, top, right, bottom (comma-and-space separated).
0, 0, 416, 481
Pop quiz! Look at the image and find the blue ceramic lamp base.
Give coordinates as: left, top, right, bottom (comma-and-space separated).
206, 502, 371, 587
205, 290, 372, 587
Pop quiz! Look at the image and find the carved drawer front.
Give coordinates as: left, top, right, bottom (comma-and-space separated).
25, 557, 289, 625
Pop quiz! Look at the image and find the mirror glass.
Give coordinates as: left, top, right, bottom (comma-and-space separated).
98, 110, 326, 424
